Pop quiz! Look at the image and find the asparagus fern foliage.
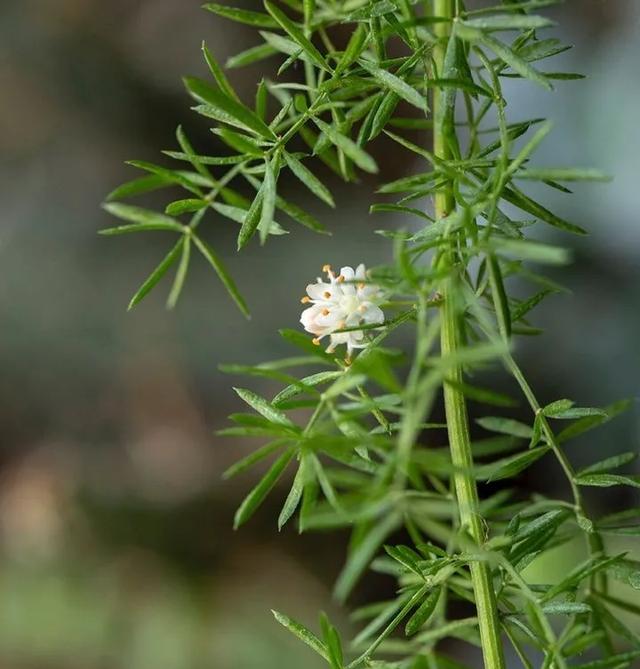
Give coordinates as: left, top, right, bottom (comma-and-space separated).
103, 0, 639, 667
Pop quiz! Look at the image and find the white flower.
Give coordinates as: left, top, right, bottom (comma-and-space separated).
300, 264, 385, 357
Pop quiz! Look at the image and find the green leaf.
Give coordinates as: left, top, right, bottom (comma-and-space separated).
259, 30, 308, 62
174, 124, 210, 174
440, 33, 472, 138
226, 43, 277, 69
505, 121, 553, 177
215, 127, 264, 155
446, 381, 517, 408
512, 509, 567, 544
255, 78, 268, 120
370, 203, 432, 222
203, 3, 278, 27
477, 447, 550, 482
219, 425, 293, 438
319, 612, 344, 669
264, 1, 329, 71
278, 455, 308, 530
126, 240, 183, 310
557, 398, 631, 443
488, 254, 512, 338
126, 159, 208, 194
351, 348, 401, 394
348, 0, 397, 20
578, 452, 638, 476
607, 559, 640, 591
236, 187, 263, 249
211, 202, 286, 236
429, 77, 492, 98
242, 172, 328, 234
271, 610, 328, 660
322, 373, 368, 401
514, 167, 611, 182
378, 171, 435, 194
542, 553, 625, 602
98, 222, 183, 236
476, 416, 533, 438
405, 588, 441, 636
101, 203, 185, 233
575, 473, 640, 489
312, 117, 378, 174
359, 59, 427, 111
223, 440, 286, 479
463, 15, 555, 31
258, 158, 277, 244
272, 371, 342, 407
336, 23, 368, 75
184, 76, 276, 139
528, 414, 543, 448
589, 598, 640, 648
545, 404, 607, 420
542, 399, 575, 416
518, 34, 571, 62
234, 448, 295, 528
219, 363, 300, 385
278, 195, 328, 233
511, 289, 555, 322
489, 238, 570, 266
506, 510, 569, 566
201, 41, 239, 101
541, 601, 591, 615
163, 151, 246, 166
522, 71, 584, 81
476, 120, 535, 159
191, 235, 250, 317
165, 198, 207, 216
415, 617, 480, 647
456, 23, 552, 90
368, 92, 400, 141
309, 454, 341, 513
569, 651, 640, 669
500, 183, 587, 235
284, 152, 335, 207
167, 234, 191, 308
334, 513, 401, 603
105, 174, 169, 201
234, 387, 296, 428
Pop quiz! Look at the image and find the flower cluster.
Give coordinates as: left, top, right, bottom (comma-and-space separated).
300, 264, 385, 357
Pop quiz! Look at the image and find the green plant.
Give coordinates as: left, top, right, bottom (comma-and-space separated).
103, 1, 640, 667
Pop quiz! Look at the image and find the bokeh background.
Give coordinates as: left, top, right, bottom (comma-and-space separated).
1, 1, 638, 667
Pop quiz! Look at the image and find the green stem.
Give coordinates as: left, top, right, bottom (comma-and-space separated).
502, 352, 608, 593
434, 2, 506, 668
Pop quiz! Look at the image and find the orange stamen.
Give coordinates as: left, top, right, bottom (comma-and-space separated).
324, 291, 331, 298
301, 296, 310, 303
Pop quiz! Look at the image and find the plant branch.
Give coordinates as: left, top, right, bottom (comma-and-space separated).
434, 2, 506, 668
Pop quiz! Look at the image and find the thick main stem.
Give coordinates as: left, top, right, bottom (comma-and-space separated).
433, 2, 507, 668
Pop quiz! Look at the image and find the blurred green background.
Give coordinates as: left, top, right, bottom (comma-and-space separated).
1, 1, 638, 667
